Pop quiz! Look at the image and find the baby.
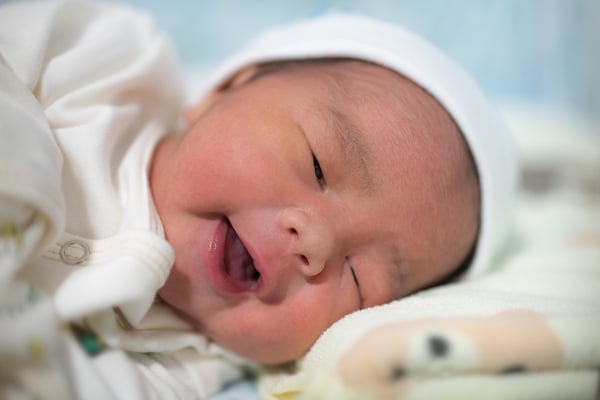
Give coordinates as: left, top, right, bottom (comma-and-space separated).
150, 15, 518, 365
0, 0, 516, 397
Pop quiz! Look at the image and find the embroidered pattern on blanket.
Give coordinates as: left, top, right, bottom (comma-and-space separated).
336, 310, 563, 399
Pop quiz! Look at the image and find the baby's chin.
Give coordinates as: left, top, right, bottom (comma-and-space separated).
231, 345, 307, 366
157, 283, 311, 364
206, 328, 310, 365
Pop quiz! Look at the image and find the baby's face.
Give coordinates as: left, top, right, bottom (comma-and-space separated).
150, 61, 479, 364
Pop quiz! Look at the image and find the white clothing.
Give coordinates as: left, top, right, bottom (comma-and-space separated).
0, 1, 248, 399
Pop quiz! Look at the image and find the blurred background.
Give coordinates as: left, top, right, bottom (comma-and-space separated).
119, 0, 599, 122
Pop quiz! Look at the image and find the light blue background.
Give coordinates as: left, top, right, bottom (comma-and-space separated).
120, 0, 599, 120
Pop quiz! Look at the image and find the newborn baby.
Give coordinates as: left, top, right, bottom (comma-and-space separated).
152, 58, 480, 364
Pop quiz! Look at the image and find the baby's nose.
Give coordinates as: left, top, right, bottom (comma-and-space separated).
279, 207, 336, 277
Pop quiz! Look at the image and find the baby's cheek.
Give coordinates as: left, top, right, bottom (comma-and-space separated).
214, 296, 335, 364
157, 267, 191, 310
207, 312, 307, 363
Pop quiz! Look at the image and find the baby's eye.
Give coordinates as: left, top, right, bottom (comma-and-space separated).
350, 266, 359, 288
349, 263, 364, 309
312, 153, 326, 187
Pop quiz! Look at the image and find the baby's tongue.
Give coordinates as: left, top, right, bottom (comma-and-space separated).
224, 225, 253, 282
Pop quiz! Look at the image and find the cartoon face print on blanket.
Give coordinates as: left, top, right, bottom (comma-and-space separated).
335, 309, 563, 399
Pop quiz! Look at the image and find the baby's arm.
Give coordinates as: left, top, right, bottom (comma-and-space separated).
0, 3, 71, 393
0, 0, 184, 275
0, 1, 188, 398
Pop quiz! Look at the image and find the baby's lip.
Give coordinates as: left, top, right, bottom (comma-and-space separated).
207, 217, 265, 295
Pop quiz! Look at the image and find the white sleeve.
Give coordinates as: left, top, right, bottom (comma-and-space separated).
0, 1, 187, 399
0, 0, 184, 275
0, 1, 66, 274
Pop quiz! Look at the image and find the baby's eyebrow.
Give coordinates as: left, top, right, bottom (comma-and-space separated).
327, 106, 374, 190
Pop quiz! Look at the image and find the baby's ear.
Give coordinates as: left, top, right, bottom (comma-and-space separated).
185, 65, 259, 125
220, 65, 261, 91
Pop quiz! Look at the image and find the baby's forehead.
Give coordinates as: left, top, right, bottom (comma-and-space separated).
284, 59, 452, 124
299, 61, 458, 136
297, 59, 476, 195
253, 58, 468, 172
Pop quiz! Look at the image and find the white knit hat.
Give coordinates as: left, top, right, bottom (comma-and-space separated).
200, 13, 518, 278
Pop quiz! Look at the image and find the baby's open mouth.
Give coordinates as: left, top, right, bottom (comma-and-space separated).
224, 220, 261, 287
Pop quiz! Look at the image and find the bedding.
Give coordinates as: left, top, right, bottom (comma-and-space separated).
256, 102, 600, 400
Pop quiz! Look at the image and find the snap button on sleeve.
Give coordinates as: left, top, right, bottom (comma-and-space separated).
59, 240, 90, 265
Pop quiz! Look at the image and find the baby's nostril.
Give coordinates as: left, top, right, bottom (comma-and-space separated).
250, 267, 260, 282
300, 255, 309, 265
288, 227, 298, 236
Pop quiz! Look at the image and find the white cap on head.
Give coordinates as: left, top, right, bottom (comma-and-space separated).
200, 13, 518, 278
